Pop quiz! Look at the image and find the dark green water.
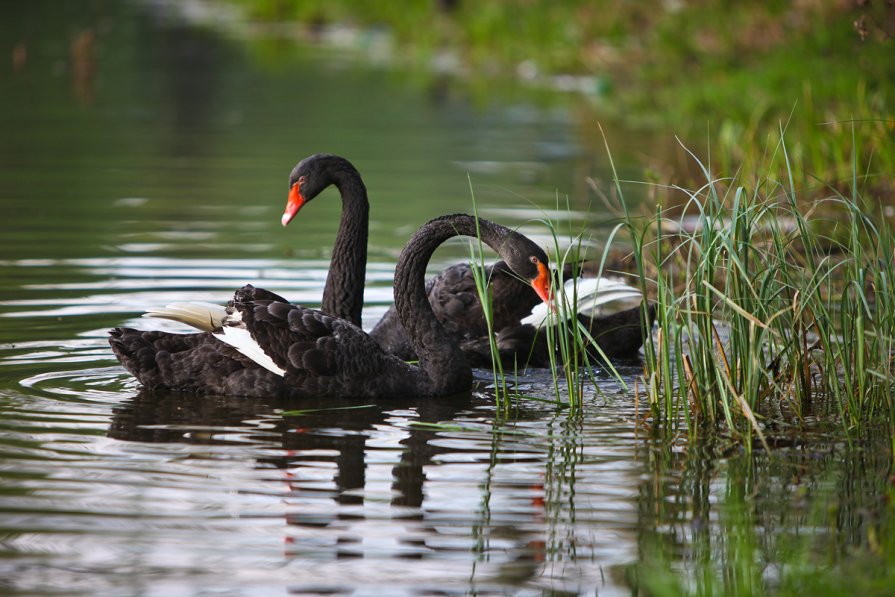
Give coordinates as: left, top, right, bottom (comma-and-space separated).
0, 2, 891, 595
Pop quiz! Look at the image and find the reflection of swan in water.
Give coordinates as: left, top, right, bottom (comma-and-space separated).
105, 390, 554, 573
107, 390, 479, 510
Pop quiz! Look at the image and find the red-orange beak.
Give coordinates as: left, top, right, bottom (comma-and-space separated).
531, 261, 553, 309
282, 181, 305, 227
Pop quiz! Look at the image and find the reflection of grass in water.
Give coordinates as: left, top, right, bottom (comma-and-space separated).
634, 431, 895, 595
602, 122, 895, 447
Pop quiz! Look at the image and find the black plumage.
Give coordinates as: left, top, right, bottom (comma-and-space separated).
109, 215, 551, 399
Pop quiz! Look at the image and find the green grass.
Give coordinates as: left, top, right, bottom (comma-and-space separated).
534, 198, 634, 407
280, 404, 377, 416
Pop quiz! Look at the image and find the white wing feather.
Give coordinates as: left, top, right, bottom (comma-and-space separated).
520, 277, 643, 329
213, 325, 286, 377
144, 301, 286, 376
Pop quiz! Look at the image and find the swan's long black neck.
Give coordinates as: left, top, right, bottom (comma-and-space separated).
320, 160, 368, 327
393, 214, 513, 395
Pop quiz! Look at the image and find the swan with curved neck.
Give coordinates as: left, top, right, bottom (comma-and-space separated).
388, 214, 550, 395
283, 154, 368, 326
109, 214, 551, 399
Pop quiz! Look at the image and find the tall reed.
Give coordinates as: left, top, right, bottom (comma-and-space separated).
467, 188, 634, 409
466, 179, 511, 408
535, 200, 632, 408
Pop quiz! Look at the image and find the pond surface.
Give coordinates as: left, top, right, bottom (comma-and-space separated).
1, 1, 891, 595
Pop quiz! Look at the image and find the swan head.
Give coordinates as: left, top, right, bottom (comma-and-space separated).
502, 232, 552, 306
283, 154, 362, 226
528, 256, 552, 306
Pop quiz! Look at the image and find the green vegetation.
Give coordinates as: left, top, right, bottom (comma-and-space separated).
280, 404, 377, 416
468, 190, 610, 411
534, 201, 631, 407
537, 216, 595, 408
607, 125, 895, 447
224, 0, 893, 197
469, 190, 641, 411
467, 123, 895, 444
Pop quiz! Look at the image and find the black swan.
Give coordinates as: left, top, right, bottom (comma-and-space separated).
281, 153, 653, 366
108, 214, 551, 399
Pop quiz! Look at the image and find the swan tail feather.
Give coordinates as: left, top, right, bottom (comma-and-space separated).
143, 302, 228, 332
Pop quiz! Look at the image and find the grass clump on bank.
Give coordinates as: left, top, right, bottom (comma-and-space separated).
607, 124, 895, 445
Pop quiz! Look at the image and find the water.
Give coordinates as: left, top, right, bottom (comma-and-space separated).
1, 1, 891, 595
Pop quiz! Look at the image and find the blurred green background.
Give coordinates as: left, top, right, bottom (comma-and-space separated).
227, 0, 894, 197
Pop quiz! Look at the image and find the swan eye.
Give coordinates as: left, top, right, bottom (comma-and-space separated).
298, 176, 306, 186
529, 256, 539, 264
